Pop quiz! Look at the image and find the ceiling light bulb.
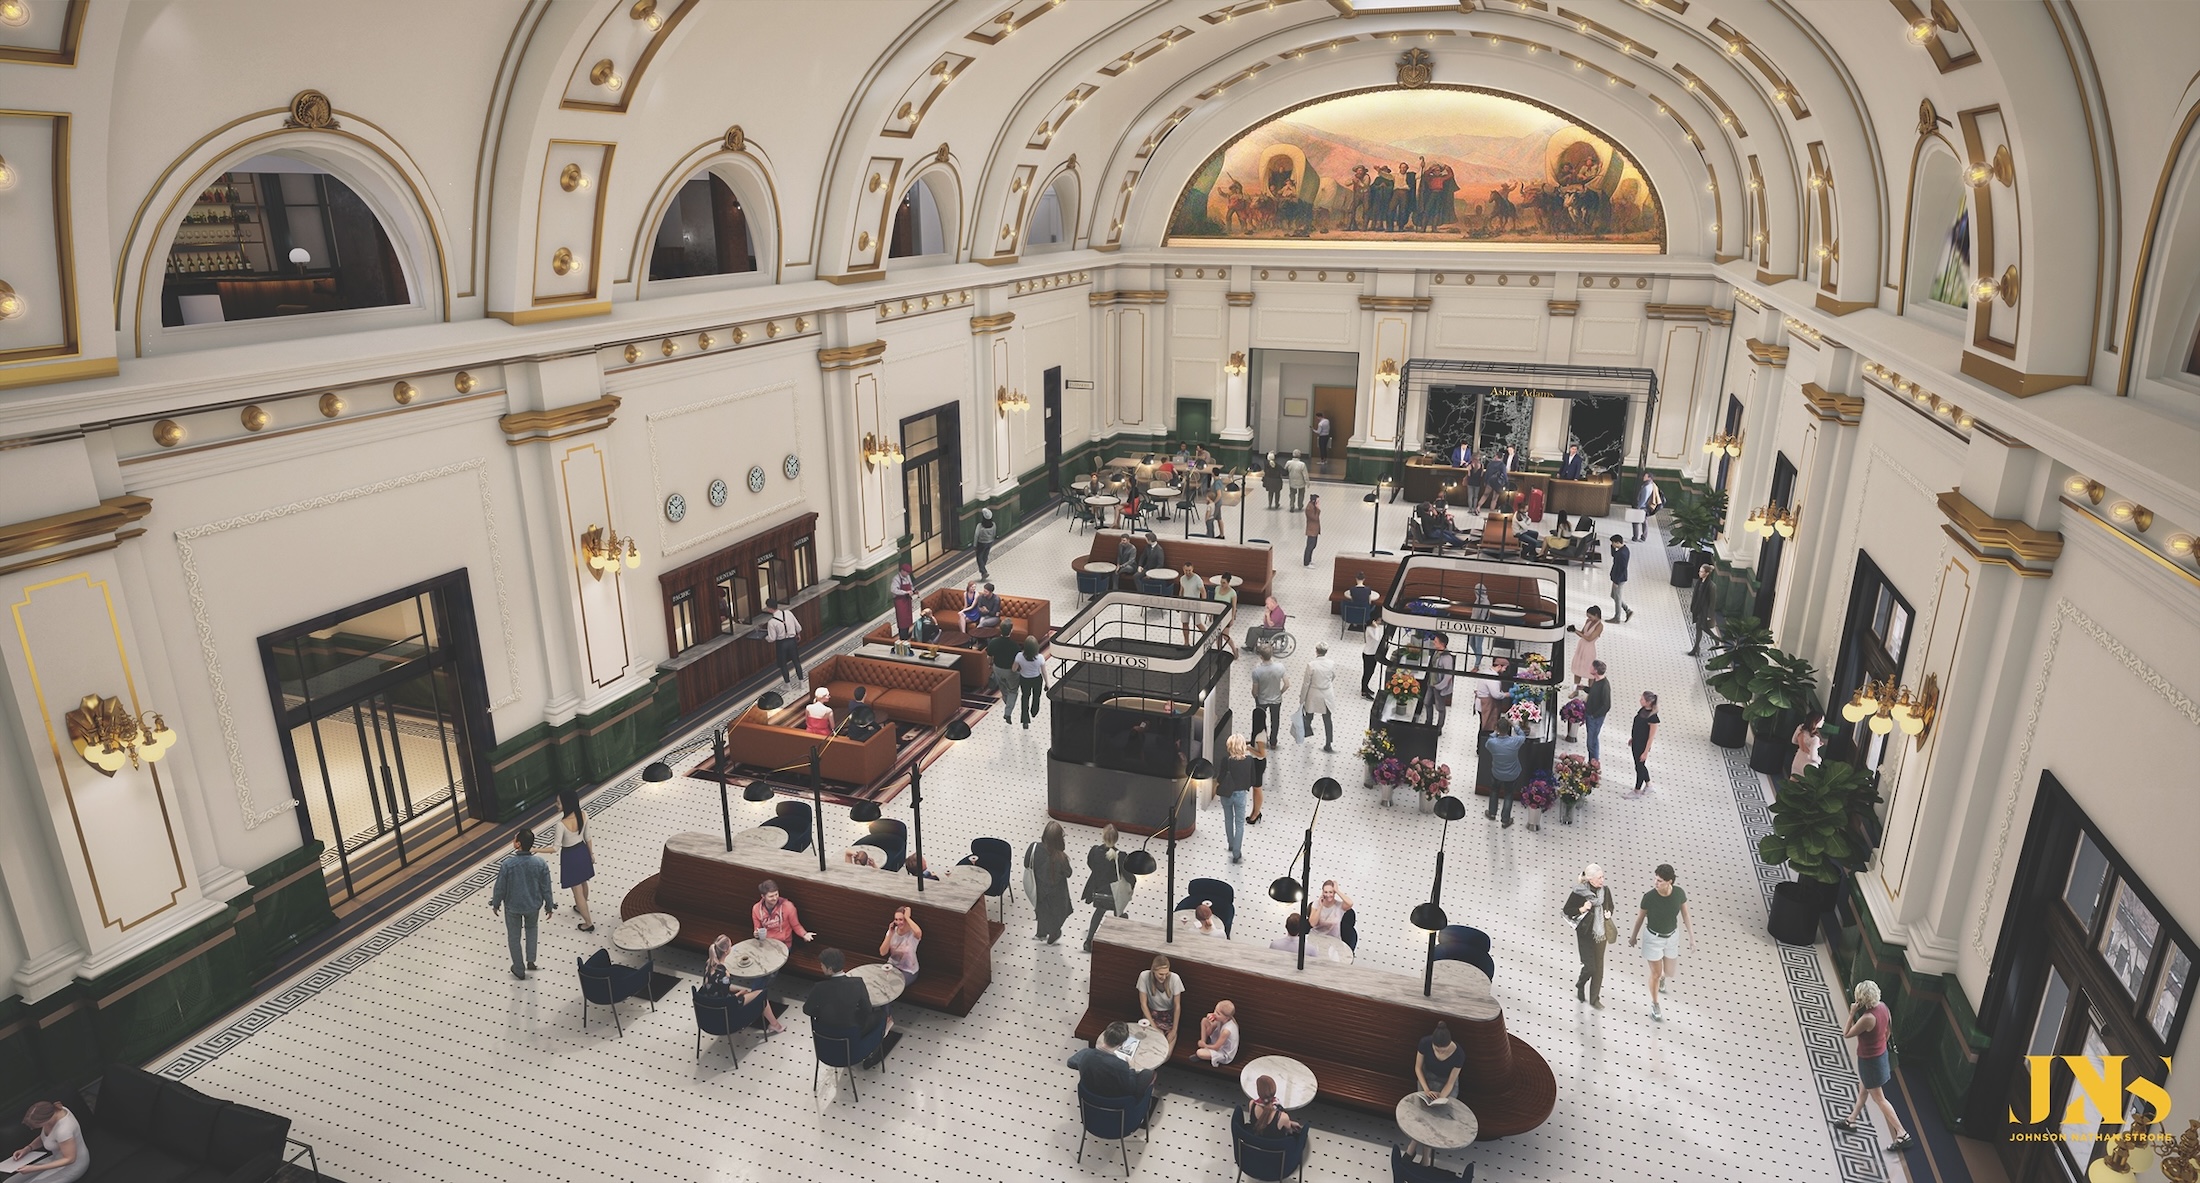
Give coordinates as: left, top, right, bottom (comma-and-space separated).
2064, 475, 2090, 496
1775, 88, 1791, 102
0, 283, 23, 320
590, 59, 623, 91
1972, 277, 1999, 302
289, 247, 311, 266
631, 0, 663, 30
1910, 17, 1937, 43
2167, 535, 2194, 556
1725, 40, 1743, 55
0, 0, 27, 29
1869, 712, 1895, 735
2111, 501, 2136, 522
1964, 162, 1991, 187
0, 156, 14, 190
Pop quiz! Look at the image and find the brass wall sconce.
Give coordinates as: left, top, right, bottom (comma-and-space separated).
1703, 431, 1743, 458
995, 385, 1029, 416
2109, 501, 2156, 533
392, 380, 418, 405
0, 155, 15, 190
65, 694, 178, 776
552, 247, 578, 276
1964, 145, 2013, 189
1973, 264, 2019, 308
1224, 351, 1247, 377
1841, 673, 1939, 744
590, 59, 623, 91
1816, 242, 1840, 264
630, 0, 664, 30
580, 524, 640, 579
1743, 503, 1797, 539
861, 432, 905, 470
2064, 475, 2107, 505
0, 280, 23, 321
1806, 169, 1825, 191
1375, 358, 1400, 386
559, 163, 589, 192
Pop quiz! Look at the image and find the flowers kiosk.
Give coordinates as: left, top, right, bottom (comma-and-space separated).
1359, 553, 1572, 816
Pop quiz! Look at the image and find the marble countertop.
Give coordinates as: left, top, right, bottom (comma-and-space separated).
1094, 916, 1500, 1020
665, 832, 990, 912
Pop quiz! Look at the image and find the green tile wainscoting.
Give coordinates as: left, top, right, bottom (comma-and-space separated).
1831, 877, 1990, 1129
0, 841, 335, 1102
485, 675, 680, 820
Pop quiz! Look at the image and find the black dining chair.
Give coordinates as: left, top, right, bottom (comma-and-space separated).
1077, 1084, 1152, 1178
1392, 1144, 1474, 1181
1432, 925, 1494, 980
1175, 877, 1236, 937
763, 800, 813, 853
1231, 1107, 1310, 1182
692, 986, 770, 1067
813, 1023, 887, 1101
852, 818, 907, 872
964, 837, 1013, 921
577, 949, 654, 1034
1339, 907, 1359, 953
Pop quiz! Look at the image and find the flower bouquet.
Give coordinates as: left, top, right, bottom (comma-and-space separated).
1401, 757, 1452, 810
1506, 698, 1545, 732
1560, 694, 1586, 740
1514, 652, 1554, 684
1555, 754, 1599, 823
1385, 668, 1425, 719
1518, 772, 1558, 831
1356, 728, 1396, 768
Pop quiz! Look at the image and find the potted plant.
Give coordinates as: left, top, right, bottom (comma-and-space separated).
1401, 757, 1452, 814
1702, 615, 1773, 749
1758, 761, 1882, 944
1517, 774, 1557, 832
1373, 757, 1406, 806
1741, 648, 1820, 776
1554, 753, 1598, 823
1665, 492, 1725, 587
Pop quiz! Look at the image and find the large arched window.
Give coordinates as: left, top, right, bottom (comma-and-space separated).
160, 156, 409, 327
648, 174, 755, 280
1903, 145, 1969, 329
1027, 176, 1075, 252
889, 173, 953, 259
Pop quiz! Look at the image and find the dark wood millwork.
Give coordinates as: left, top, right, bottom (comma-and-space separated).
656, 512, 829, 718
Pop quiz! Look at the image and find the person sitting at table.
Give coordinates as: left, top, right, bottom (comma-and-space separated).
1194, 1000, 1240, 1067
1116, 534, 1140, 585
843, 686, 882, 740
1070, 1021, 1157, 1100
1310, 880, 1354, 937
1195, 444, 1216, 468
701, 934, 786, 1034
879, 906, 922, 992
1191, 901, 1224, 937
1269, 912, 1313, 952
1119, 489, 1142, 529
1140, 533, 1166, 573
974, 582, 1004, 631
1136, 954, 1184, 1038
746, 886, 817, 980
1403, 1022, 1465, 1162
804, 686, 835, 735
804, 946, 889, 1042
1245, 1074, 1302, 1136
911, 608, 942, 645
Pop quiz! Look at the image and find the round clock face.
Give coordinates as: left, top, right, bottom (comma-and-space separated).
707, 478, 728, 508
664, 492, 686, 523
747, 465, 768, 494
783, 453, 802, 480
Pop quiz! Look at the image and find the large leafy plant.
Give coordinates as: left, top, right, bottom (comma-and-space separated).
1702, 615, 1774, 704
1743, 649, 1821, 732
1758, 761, 1883, 884
1667, 490, 1727, 553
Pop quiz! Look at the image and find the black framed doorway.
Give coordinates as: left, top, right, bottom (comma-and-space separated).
1043, 366, 1063, 494
901, 403, 963, 571
1826, 551, 1913, 775
1751, 452, 1797, 621
258, 571, 497, 902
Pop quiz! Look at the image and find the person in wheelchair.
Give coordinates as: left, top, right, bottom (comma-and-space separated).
1245, 594, 1289, 651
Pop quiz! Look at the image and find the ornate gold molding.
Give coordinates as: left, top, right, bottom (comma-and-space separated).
1938, 489, 2061, 574
1358, 295, 1432, 312
1798, 382, 1864, 426
817, 340, 888, 371
488, 300, 612, 325
1745, 338, 1790, 367
1958, 351, 2085, 398
282, 90, 340, 130
1813, 293, 1875, 316
1089, 290, 1168, 307
969, 312, 1016, 335
0, 496, 153, 562
499, 395, 621, 445
1645, 303, 1733, 325
0, 356, 118, 391
821, 270, 886, 286
1226, 291, 1254, 307
1546, 300, 1580, 317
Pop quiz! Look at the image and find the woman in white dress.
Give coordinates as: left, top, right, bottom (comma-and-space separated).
8, 1101, 87, 1182
1790, 712, 1826, 778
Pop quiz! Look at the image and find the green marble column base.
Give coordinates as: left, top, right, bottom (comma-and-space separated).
485, 675, 679, 819
1833, 878, 1990, 1129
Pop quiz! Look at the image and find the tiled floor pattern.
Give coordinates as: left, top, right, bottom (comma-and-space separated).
156, 487, 1890, 1183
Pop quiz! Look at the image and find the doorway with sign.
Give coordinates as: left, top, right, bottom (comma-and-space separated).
1308, 384, 1354, 478
901, 403, 963, 571
259, 572, 496, 905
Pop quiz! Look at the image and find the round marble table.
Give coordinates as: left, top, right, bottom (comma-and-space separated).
1105, 457, 1141, 470
1208, 573, 1243, 588
1139, 567, 1179, 598
850, 962, 906, 1006
732, 825, 794, 852
1395, 1093, 1479, 1154
724, 937, 788, 982
1146, 485, 1182, 518
1084, 495, 1120, 529
1239, 1054, 1318, 1109
613, 912, 679, 955
1117, 1024, 1172, 1072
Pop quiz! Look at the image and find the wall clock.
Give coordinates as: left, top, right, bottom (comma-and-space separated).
747, 465, 768, 493
783, 453, 802, 480
664, 492, 686, 522
707, 478, 729, 508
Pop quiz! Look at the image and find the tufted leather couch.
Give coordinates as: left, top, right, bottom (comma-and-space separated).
807, 654, 961, 727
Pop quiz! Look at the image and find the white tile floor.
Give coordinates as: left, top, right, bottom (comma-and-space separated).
157, 484, 1902, 1183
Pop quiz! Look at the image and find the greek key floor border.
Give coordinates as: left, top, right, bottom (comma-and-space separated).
153, 730, 718, 1082
1681, 585, 1889, 1183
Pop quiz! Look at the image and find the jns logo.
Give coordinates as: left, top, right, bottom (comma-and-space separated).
2009, 1056, 2173, 1127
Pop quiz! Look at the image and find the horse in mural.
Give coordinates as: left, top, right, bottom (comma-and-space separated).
1489, 182, 1522, 233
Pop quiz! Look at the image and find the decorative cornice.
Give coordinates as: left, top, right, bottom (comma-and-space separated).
1958, 351, 2085, 398
1938, 488, 2062, 574
1358, 295, 1432, 312
1088, 289, 1168, 307
969, 312, 1016, 335
1545, 300, 1580, 317
1813, 293, 1875, 316
1754, 270, 1794, 286
1226, 291, 1254, 307
498, 395, 621, 445
975, 254, 1020, 268
1645, 303, 1733, 325
1798, 382, 1864, 426
820, 270, 887, 286
1745, 338, 1790, 367
817, 340, 888, 371
0, 496, 153, 562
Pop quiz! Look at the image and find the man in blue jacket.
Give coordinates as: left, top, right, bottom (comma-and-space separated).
490, 831, 556, 979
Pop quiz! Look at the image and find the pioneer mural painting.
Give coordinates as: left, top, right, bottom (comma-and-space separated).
1167, 87, 1664, 250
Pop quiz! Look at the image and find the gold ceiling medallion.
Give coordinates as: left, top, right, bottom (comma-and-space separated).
392, 380, 418, 405
66, 693, 178, 776
284, 90, 340, 131
724, 125, 745, 153
1916, 98, 1939, 136
240, 405, 269, 432
559, 163, 588, 192
153, 419, 184, 448
1396, 47, 1434, 89
318, 392, 345, 418
552, 247, 577, 276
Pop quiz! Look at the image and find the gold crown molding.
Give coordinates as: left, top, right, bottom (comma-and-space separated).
499, 395, 621, 445
0, 355, 117, 392
1226, 291, 1254, 307
1813, 293, 1874, 316
1358, 295, 1432, 312
1089, 290, 1168, 307
969, 312, 1016, 334
0, 496, 153, 561
817, 340, 888, 371
1938, 489, 2062, 568
822, 270, 886, 286
557, 0, 698, 113
0, 0, 87, 66
1546, 300, 1580, 317
1744, 338, 1790, 366
488, 300, 611, 326
1957, 351, 2084, 398
2061, 499, 2200, 592
976, 254, 1021, 267
1644, 303, 1734, 325
1798, 382, 1864, 426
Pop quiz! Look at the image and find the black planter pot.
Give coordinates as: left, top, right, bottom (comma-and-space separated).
1710, 703, 1748, 749
1767, 879, 1824, 945
1748, 730, 1794, 776
1669, 557, 1696, 587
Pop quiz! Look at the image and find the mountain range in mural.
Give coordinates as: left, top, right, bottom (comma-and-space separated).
1167, 88, 1663, 249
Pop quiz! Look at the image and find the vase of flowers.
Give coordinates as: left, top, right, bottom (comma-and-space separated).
1402, 757, 1452, 814
1372, 756, 1406, 806
1560, 694, 1586, 742
1518, 774, 1558, 832
1356, 728, 1396, 792
1506, 698, 1545, 733
1385, 669, 1425, 720
1555, 753, 1599, 823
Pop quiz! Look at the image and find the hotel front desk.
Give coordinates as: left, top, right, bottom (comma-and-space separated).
1402, 457, 1615, 517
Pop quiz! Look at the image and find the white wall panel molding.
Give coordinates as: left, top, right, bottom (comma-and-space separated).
642, 380, 807, 559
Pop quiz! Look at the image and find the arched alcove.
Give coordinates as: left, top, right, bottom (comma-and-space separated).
2123, 107, 2200, 408
1026, 175, 1075, 252
1902, 141, 1969, 332
638, 154, 778, 294
889, 169, 957, 261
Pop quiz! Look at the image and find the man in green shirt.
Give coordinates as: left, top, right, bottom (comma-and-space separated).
1627, 863, 1694, 1021
986, 622, 1021, 722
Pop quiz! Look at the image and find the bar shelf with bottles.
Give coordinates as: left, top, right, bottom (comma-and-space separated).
166, 173, 271, 277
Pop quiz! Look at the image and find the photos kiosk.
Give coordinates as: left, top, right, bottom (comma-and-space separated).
1045, 590, 1234, 838
1368, 554, 1570, 774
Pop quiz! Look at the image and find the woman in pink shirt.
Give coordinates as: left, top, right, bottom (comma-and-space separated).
804, 687, 834, 735
750, 880, 815, 947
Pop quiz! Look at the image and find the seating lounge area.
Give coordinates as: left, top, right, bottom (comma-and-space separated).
1069, 530, 1276, 603
860, 587, 1053, 689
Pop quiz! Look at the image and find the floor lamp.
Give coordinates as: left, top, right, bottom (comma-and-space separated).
1269, 776, 1344, 971
1126, 758, 1213, 943
1410, 794, 1469, 996
1365, 479, 1395, 554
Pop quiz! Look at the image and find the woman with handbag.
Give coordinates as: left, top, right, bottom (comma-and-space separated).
1081, 825, 1125, 952
1025, 821, 1073, 945
1564, 864, 1616, 1008
1838, 980, 1916, 1151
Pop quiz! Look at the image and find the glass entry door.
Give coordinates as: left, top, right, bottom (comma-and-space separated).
901, 404, 962, 571
262, 577, 489, 902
